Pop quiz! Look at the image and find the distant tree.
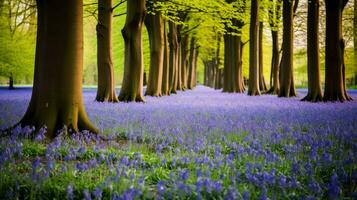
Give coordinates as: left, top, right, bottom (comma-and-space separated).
96, 0, 119, 102
248, 0, 261, 96
19, 0, 97, 137
302, 0, 323, 102
187, 36, 197, 89
278, 0, 298, 98
323, 0, 352, 101
118, 0, 146, 102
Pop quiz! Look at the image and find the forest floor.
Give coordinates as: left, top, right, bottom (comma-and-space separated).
0, 86, 356, 199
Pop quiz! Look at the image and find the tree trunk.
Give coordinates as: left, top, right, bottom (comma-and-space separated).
168, 22, 178, 94
143, 72, 147, 86
187, 37, 196, 89
8, 73, 14, 90
180, 35, 189, 90
223, 24, 245, 93
193, 47, 199, 87
19, 0, 97, 138
248, 0, 261, 96
118, 0, 146, 102
302, 0, 323, 102
324, 0, 352, 102
176, 26, 182, 91
279, 0, 296, 97
96, 0, 118, 102
145, 10, 164, 97
162, 20, 170, 95
267, 30, 280, 94
259, 22, 267, 92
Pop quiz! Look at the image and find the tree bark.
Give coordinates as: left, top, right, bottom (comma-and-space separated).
118, 0, 146, 102
259, 22, 267, 92
248, 0, 261, 96
176, 26, 182, 91
145, 9, 164, 97
168, 22, 178, 94
96, 0, 118, 102
19, 0, 97, 138
223, 22, 245, 93
162, 20, 170, 95
324, 0, 352, 102
193, 47, 199, 87
302, 0, 323, 102
279, 0, 296, 97
187, 37, 196, 89
180, 34, 189, 90
8, 73, 14, 90
267, 0, 282, 95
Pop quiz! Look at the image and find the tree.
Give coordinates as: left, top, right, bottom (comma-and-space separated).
161, 20, 171, 95
19, 0, 97, 137
278, 0, 297, 98
248, 0, 261, 96
96, 0, 118, 102
145, 0, 164, 97
301, 0, 323, 102
119, 0, 146, 102
323, 0, 352, 101
187, 36, 197, 89
168, 21, 179, 94
258, 21, 267, 92
266, 0, 282, 95
222, 0, 247, 93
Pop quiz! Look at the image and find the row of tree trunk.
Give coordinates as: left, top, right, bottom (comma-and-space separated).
95, 0, 199, 102
205, 0, 352, 102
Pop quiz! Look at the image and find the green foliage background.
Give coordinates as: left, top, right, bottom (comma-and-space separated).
0, 0, 356, 88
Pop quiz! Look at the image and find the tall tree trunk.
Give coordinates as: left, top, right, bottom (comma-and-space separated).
119, 0, 146, 102
168, 22, 178, 94
187, 37, 196, 89
145, 10, 164, 97
180, 35, 189, 90
302, 0, 323, 102
8, 73, 14, 90
259, 22, 267, 92
19, 0, 97, 138
324, 0, 352, 101
193, 47, 199, 87
96, 0, 118, 102
267, 31, 280, 94
279, 0, 296, 97
176, 26, 182, 91
267, 0, 281, 94
143, 72, 147, 86
248, 0, 261, 96
223, 23, 245, 93
162, 20, 170, 95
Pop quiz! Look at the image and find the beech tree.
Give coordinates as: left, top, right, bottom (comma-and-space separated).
323, 0, 352, 101
19, 0, 97, 137
302, 0, 323, 102
266, 0, 282, 94
96, 0, 119, 102
161, 20, 171, 95
223, 0, 247, 93
258, 22, 267, 92
168, 22, 179, 94
145, 0, 165, 97
278, 0, 298, 98
118, 0, 146, 102
248, 0, 261, 96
